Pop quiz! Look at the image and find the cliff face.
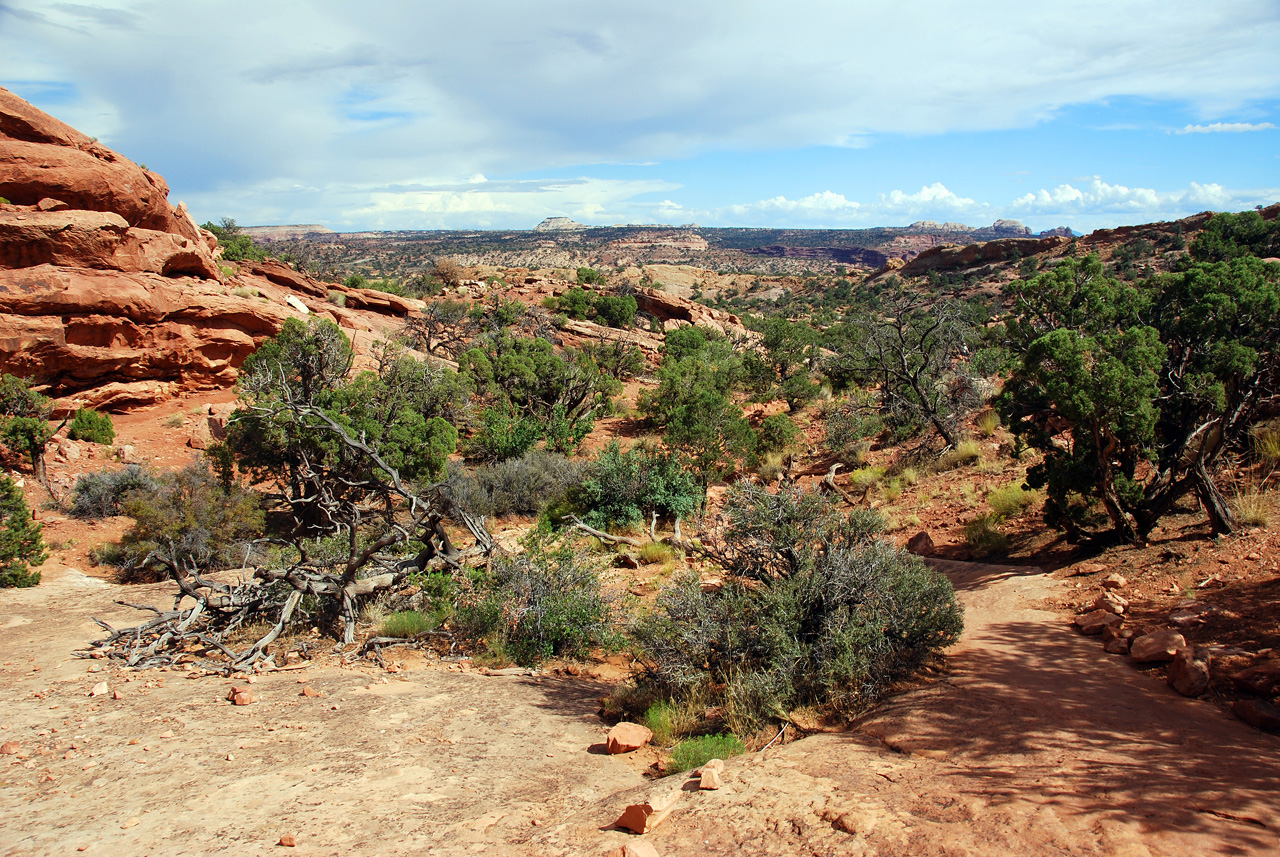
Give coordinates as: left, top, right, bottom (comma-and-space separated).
0, 88, 413, 410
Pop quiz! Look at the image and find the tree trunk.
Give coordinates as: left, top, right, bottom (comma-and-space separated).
30, 446, 47, 488
1193, 459, 1237, 536
1091, 423, 1140, 543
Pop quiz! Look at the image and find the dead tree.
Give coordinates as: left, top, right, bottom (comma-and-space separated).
77, 400, 500, 672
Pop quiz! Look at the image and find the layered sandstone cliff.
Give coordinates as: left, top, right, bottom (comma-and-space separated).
0, 87, 413, 409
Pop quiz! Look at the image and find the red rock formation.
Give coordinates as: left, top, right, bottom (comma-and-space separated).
0, 87, 410, 409
632, 285, 747, 336
897, 236, 1067, 277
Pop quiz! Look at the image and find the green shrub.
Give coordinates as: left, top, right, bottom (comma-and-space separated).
987, 482, 1040, 517
327, 290, 347, 306
576, 267, 607, 285
201, 219, 267, 262
823, 392, 882, 464
632, 486, 960, 732
556, 287, 594, 320
757, 413, 800, 457
666, 734, 746, 774
67, 408, 115, 445
380, 610, 439, 637
468, 406, 544, 462
70, 465, 159, 519
456, 536, 615, 665
112, 460, 264, 582
0, 475, 45, 588
582, 340, 646, 381
442, 450, 586, 517
0, 374, 55, 485
592, 294, 637, 329
641, 699, 687, 746
572, 441, 700, 530
847, 465, 885, 492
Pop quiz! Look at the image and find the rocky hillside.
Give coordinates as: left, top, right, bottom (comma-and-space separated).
0, 88, 417, 411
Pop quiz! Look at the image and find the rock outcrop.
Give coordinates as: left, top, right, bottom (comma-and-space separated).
631, 286, 748, 337
0, 87, 411, 409
897, 235, 1067, 277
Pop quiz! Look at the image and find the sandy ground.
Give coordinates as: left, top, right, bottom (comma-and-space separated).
3, 556, 1278, 856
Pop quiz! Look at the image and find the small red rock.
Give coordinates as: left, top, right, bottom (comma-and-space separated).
300, 686, 321, 698
0, 741, 19, 755
606, 722, 653, 754
279, 834, 296, 847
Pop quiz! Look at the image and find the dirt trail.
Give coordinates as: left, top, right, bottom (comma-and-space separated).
3, 559, 1278, 856
0, 564, 646, 857
529, 560, 1280, 857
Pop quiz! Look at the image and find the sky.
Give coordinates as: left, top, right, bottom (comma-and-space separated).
2, 1, 1278, 233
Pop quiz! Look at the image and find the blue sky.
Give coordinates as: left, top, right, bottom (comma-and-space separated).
2, 1, 1277, 232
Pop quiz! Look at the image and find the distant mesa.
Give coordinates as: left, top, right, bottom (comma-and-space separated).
1038, 225, 1077, 239
533, 216, 587, 232
243, 224, 335, 242
990, 219, 1033, 236
907, 220, 977, 233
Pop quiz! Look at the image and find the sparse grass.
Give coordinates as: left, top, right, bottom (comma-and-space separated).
898, 467, 919, 486
642, 699, 698, 747
977, 458, 1005, 475
987, 482, 1041, 517
757, 451, 786, 483
164, 414, 185, 428
936, 440, 982, 471
882, 479, 902, 503
845, 440, 872, 466
379, 610, 439, 638
1252, 427, 1280, 468
360, 601, 389, 628
327, 290, 347, 307
847, 465, 885, 492
233, 287, 257, 298
1231, 488, 1271, 528
665, 734, 746, 774
639, 542, 676, 565
964, 513, 1009, 558
975, 410, 1001, 437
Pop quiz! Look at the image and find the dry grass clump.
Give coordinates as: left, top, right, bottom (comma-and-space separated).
975, 410, 1001, 437
1231, 488, 1270, 528
935, 439, 982, 471
987, 482, 1041, 518
964, 512, 1009, 558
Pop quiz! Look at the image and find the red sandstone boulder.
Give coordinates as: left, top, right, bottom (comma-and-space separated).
606, 722, 653, 754
1129, 630, 1185, 664
632, 285, 748, 336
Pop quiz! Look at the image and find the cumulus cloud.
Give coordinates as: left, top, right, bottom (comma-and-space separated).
1, 2, 1278, 228
1010, 177, 1277, 221
1176, 122, 1277, 134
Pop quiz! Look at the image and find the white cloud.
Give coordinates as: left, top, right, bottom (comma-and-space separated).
2, 2, 1278, 229
1176, 122, 1276, 134
1010, 177, 1278, 222
179, 176, 681, 231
